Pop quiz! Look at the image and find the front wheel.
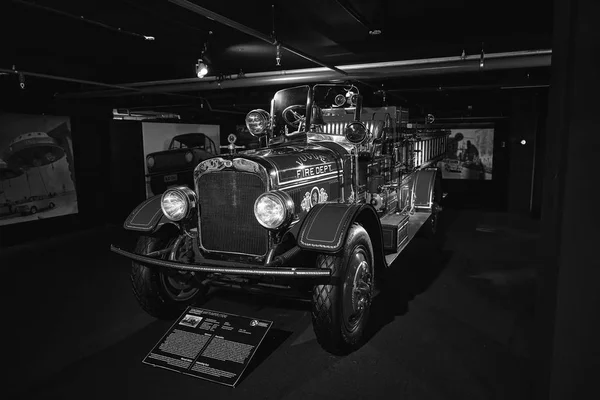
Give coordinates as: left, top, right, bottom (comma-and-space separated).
131, 234, 208, 319
311, 224, 374, 355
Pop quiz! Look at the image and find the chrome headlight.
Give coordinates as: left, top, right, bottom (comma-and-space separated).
254, 191, 294, 230
147, 155, 155, 169
184, 151, 193, 163
160, 186, 196, 222
245, 109, 271, 136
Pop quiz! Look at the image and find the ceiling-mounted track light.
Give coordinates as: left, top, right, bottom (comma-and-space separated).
480, 43, 485, 68
196, 32, 211, 78
196, 60, 208, 78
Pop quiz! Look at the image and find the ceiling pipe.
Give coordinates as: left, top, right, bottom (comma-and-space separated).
10, 0, 155, 41
0, 67, 152, 92
167, 0, 347, 76
389, 83, 550, 93
335, 0, 375, 32
413, 116, 510, 122
0, 67, 245, 114
60, 49, 551, 99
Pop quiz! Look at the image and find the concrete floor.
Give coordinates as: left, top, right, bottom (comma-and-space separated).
0, 208, 539, 400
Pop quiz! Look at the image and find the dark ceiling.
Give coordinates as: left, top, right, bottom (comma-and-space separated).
0, 0, 554, 119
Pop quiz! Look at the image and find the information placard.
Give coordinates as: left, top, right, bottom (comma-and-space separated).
143, 307, 273, 387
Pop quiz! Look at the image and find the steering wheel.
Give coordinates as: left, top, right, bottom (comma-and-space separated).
282, 104, 306, 129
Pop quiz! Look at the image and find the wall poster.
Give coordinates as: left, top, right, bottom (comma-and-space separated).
437, 125, 495, 180
0, 113, 78, 226
141, 122, 220, 198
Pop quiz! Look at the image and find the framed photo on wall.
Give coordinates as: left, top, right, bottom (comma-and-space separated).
0, 113, 78, 226
435, 122, 495, 180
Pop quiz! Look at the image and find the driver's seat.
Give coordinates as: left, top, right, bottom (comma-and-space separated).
309, 105, 325, 131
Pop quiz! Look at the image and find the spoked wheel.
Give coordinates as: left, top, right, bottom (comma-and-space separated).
312, 223, 374, 355
342, 248, 373, 334
131, 233, 208, 319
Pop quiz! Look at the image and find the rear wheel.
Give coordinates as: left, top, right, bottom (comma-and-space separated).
131, 234, 208, 319
311, 224, 374, 355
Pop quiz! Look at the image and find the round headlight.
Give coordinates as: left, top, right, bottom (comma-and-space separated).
147, 156, 155, 169
254, 191, 294, 230
185, 151, 193, 163
160, 187, 196, 222
245, 109, 271, 136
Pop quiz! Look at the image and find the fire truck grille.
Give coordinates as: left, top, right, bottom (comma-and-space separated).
197, 171, 267, 256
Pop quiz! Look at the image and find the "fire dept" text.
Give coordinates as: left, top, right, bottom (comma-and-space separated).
296, 164, 333, 179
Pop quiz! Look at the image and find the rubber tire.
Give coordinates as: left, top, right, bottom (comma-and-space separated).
311, 224, 374, 355
130, 235, 207, 319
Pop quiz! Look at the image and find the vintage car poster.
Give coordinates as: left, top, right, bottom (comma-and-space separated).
0, 113, 78, 226
437, 126, 494, 180
141, 122, 220, 198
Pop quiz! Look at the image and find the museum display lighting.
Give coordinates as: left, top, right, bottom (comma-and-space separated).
161, 186, 196, 221
254, 191, 294, 230
196, 60, 208, 78
245, 109, 271, 136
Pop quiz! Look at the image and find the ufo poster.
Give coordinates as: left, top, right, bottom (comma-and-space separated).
437, 127, 494, 180
0, 113, 78, 226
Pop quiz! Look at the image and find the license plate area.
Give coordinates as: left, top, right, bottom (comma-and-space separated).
164, 174, 177, 183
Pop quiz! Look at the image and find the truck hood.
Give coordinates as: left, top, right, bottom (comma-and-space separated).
197, 141, 348, 188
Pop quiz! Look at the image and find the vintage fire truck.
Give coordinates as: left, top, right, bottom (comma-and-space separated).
111, 84, 450, 354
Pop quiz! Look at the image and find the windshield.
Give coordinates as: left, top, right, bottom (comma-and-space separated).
271, 85, 310, 138
312, 84, 357, 109
269, 84, 361, 140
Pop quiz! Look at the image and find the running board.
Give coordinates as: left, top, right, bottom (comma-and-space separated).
384, 211, 431, 266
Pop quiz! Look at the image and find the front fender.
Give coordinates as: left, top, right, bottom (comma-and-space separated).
297, 203, 385, 263
123, 195, 174, 232
297, 203, 362, 253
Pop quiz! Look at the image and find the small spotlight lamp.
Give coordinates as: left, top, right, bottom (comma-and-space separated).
196, 60, 208, 78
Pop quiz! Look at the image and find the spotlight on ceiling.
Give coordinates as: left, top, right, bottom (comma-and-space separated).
369, 29, 382, 35
196, 60, 208, 78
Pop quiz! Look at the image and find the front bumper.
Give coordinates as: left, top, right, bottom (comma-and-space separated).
110, 245, 331, 278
